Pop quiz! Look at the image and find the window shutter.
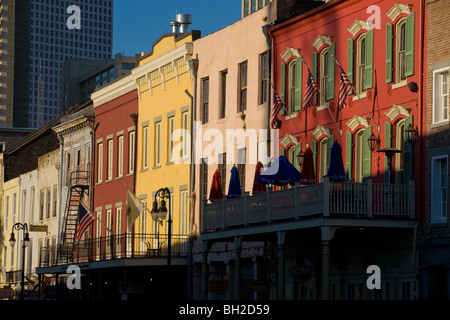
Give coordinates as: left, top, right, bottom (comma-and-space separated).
405, 12, 415, 77
294, 143, 302, 172
346, 131, 353, 182
281, 62, 286, 115
362, 126, 372, 180
327, 44, 335, 101
386, 23, 393, 84
384, 122, 392, 183
280, 147, 285, 157
403, 115, 414, 183
294, 56, 303, 111
312, 52, 318, 104
326, 134, 335, 173
311, 140, 317, 176
365, 29, 374, 90
347, 38, 354, 95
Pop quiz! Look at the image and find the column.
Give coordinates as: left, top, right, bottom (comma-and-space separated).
322, 240, 331, 300
234, 236, 242, 300
277, 231, 286, 300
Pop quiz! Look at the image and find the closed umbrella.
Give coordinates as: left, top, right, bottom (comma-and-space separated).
252, 161, 267, 195
209, 169, 223, 202
227, 165, 241, 199
300, 147, 316, 185
257, 156, 301, 187
327, 141, 346, 182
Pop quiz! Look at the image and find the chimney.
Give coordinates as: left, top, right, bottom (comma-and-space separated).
170, 14, 192, 34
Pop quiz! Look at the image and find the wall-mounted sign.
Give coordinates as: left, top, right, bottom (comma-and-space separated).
288, 256, 315, 283
30, 225, 48, 232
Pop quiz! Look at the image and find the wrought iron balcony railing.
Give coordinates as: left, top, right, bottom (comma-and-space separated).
202, 177, 415, 232
38, 233, 189, 268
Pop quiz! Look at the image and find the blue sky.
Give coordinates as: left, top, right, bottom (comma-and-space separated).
113, 0, 242, 56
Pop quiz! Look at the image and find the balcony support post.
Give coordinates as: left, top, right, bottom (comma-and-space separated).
321, 226, 339, 300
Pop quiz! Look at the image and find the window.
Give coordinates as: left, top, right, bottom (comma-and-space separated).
431, 156, 448, 223
142, 126, 149, 169
260, 52, 269, 105
200, 157, 208, 202
218, 153, 227, 196
220, 70, 228, 119
30, 187, 35, 223
433, 67, 449, 124
168, 117, 175, 162
354, 130, 364, 183
97, 143, 103, 183
396, 19, 407, 82
106, 209, 112, 237
356, 34, 366, 94
238, 148, 246, 196
52, 185, 57, 218
116, 207, 122, 244
117, 135, 123, 178
85, 143, 91, 172
107, 139, 113, 180
395, 120, 405, 183
320, 49, 329, 103
319, 139, 328, 182
46, 188, 51, 219
201, 78, 209, 123
96, 211, 102, 239
289, 60, 297, 113
180, 190, 188, 241
75, 147, 81, 170
182, 112, 189, 159
239, 61, 248, 112
65, 151, 71, 185
154, 123, 161, 167
39, 190, 44, 220
128, 131, 135, 174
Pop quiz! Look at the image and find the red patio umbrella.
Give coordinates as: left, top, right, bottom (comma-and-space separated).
252, 161, 267, 195
300, 147, 316, 185
209, 169, 223, 202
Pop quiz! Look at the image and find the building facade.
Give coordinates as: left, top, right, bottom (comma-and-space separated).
420, 0, 450, 300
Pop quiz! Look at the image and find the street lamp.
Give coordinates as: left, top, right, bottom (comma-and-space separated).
150, 187, 172, 266
405, 123, 418, 143
367, 133, 381, 152
296, 149, 305, 167
9, 223, 30, 301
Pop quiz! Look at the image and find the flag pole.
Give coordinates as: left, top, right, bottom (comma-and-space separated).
303, 60, 342, 136
332, 55, 380, 134
270, 81, 308, 147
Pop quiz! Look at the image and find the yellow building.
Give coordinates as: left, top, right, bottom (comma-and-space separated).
132, 29, 200, 258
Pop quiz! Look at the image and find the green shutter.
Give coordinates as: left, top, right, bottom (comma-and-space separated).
280, 147, 286, 157
386, 23, 393, 84
384, 122, 392, 183
326, 135, 335, 173
311, 140, 317, 176
294, 56, 303, 111
403, 115, 414, 183
312, 52, 318, 105
294, 143, 302, 172
365, 29, 374, 90
347, 38, 354, 95
346, 131, 353, 182
327, 44, 335, 101
362, 126, 372, 180
280, 62, 286, 115
405, 12, 415, 77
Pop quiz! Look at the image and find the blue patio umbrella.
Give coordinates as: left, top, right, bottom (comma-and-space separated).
257, 156, 301, 186
327, 141, 346, 182
227, 165, 242, 199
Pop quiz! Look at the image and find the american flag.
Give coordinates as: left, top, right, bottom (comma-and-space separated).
75, 203, 95, 241
338, 63, 353, 112
303, 68, 319, 109
270, 84, 284, 129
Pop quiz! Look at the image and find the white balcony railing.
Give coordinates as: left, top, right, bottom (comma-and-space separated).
202, 177, 415, 232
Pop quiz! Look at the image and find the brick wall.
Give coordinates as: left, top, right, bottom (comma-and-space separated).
424, 0, 450, 235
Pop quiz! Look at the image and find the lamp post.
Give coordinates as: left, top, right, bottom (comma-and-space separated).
150, 187, 172, 266
9, 223, 30, 301
377, 148, 401, 183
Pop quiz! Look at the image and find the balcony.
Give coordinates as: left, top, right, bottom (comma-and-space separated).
202, 177, 415, 236
38, 233, 189, 268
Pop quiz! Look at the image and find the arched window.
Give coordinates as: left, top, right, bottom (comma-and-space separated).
354, 129, 365, 183
396, 18, 407, 83
356, 34, 366, 94
395, 119, 405, 183
320, 48, 329, 104
289, 60, 297, 114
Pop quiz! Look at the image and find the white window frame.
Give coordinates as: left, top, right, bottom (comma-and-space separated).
182, 111, 189, 159
168, 116, 175, 162
155, 122, 161, 167
320, 48, 329, 105
356, 34, 367, 94
107, 139, 113, 181
288, 60, 297, 114
97, 143, 103, 183
142, 126, 149, 170
319, 139, 328, 182
433, 66, 450, 125
395, 18, 407, 84
128, 131, 135, 174
117, 135, 124, 178
431, 154, 448, 224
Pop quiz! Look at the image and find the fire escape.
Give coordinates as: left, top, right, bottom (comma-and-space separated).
57, 171, 90, 264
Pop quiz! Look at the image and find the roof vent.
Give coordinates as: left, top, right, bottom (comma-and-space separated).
170, 14, 192, 34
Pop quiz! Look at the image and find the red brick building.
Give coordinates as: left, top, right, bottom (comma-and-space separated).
266, 0, 425, 299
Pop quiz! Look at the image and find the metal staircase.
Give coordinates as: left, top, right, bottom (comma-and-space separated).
57, 171, 90, 264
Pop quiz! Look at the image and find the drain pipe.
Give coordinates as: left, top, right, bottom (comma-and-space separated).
187, 57, 199, 300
